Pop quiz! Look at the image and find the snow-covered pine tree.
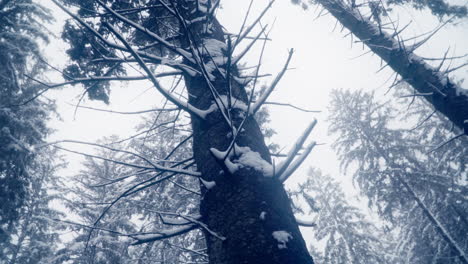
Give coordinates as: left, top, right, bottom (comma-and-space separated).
53, 112, 212, 263
51, 0, 316, 262
0, 148, 66, 264
328, 88, 467, 263
293, 168, 394, 263
0, 0, 55, 237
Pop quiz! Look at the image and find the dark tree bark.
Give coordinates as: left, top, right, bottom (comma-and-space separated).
54, 0, 315, 262
182, 9, 314, 264
316, 0, 468, 135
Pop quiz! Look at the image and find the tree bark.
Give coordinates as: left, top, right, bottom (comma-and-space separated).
316, 0, 468, 135
182, 8, 314, 264
55, 0, 315, 262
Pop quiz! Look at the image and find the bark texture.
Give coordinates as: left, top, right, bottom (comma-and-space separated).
317, 0, 468, 135
182, 7, 314, 264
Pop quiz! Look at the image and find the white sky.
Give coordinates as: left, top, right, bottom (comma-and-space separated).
41, 0, 468, 247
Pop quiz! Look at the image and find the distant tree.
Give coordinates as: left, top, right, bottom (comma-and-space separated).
54, 113, 205, 264
50, 0, 317, 262
0, 0, 54, 236
328, 88, 468, 263
53, 139, 139, 264
293, 168, 394, 264
0, 148, 65, 264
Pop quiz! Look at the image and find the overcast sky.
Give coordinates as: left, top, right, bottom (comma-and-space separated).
41, 0, 468, 245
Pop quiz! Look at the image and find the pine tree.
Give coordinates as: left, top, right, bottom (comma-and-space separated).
53, 113, 207, 263
0, 148, 66, 264
50, 0, 316, 262
293, 168, 393, 264
328, 88, 468, 263
0, 0, 55, 237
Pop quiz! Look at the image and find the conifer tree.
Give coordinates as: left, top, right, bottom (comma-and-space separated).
0, 148, 65, 264
0, 0, 55, 236
328, 88, 467, 263
50, 0, 317, 262
293, 168, 394, 263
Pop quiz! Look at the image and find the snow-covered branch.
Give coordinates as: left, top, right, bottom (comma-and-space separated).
251, 49, 294, 115
295, 216, 316, 227
276, 119, 317, 180
131, 224, 197, 245
279, 141, 316, 183
211, 144, 273, 177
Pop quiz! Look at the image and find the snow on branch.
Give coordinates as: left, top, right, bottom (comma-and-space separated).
295, 216, 317, 227
262, 101, 321, 113
272, 230, 293, 249
157, 212, 225, 241
251, 49, 294, 115
200, 177, 216, 190
279, 141, 316, 183
210, 144, 273, 177
160, 213, 202, 226
275, 119, 317, 180
131, 224, 197, 245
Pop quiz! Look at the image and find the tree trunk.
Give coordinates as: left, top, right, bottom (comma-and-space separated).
182, 9, 314, 264
316, 0, 468, 135
55, 1, 315, 262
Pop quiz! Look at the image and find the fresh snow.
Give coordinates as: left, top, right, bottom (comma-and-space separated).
133, 224, 194, 242
200, 178, 216, 189
201, 38, 228, 80
260, 211, 267, 220
210, 144, 273, 176
272, 230, 293, 249
235, 146, 273, 176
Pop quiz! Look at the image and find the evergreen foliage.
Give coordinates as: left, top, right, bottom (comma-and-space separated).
0, 0, 54, 235
293, 168, 393, 263
0, 148, 66, 264
53, 113, 205, 263
328, 88, 468, 263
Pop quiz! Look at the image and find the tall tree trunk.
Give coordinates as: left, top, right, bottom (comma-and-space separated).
316, 0, 468, 135
182, 8, 314, 264
54, 1, 315, 262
